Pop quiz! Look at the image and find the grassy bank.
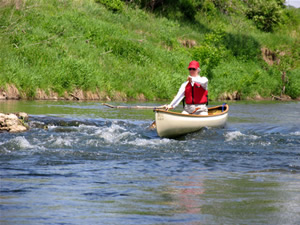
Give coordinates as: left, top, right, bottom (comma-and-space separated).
0, 0, 299, 101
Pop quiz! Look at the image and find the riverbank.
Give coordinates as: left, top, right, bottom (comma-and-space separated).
1, 0, 299, 101
1, 84, 297, 102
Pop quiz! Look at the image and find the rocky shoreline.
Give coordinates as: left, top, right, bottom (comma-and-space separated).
0, 112, 29, 133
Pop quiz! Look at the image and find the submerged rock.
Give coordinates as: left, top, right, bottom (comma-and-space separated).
0, 112, 29, 133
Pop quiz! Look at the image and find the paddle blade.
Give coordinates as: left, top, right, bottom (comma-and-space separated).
148, 121, 156, 130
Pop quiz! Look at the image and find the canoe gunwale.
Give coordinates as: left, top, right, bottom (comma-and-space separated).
154, 104, 229, 118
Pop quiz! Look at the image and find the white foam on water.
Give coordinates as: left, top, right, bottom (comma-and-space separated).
86, 139, 100, 147
95, 123, 136, 144
126, 137, 172, 147
13, 136, 35, 149
290, 131, 300, 136
248, 134, 259, 140
47, 125, 58, 130
78, 124, 98, 130
259, 141, 271, 146
99, 131, 134, 143
225, 131, 259, 142
224, 131, 244, 142
51, 136, 73, 147
77, 124, 99, 135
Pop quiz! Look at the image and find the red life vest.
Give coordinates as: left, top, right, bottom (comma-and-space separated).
185, 82, 208, 104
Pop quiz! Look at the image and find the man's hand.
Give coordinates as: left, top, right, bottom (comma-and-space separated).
164, 105, 173, 111
187, 76, 192, 83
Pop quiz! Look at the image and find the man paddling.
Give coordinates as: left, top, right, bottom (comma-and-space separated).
165, 60, 208, 115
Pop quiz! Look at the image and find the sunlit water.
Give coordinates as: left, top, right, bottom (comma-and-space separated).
1, 101, 300, 224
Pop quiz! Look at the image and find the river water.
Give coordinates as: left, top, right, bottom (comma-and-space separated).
0, 100, 299, 225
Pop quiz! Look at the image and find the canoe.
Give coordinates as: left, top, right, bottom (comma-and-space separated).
154, 104, 229, 138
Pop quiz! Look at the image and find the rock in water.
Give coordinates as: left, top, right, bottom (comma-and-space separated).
0, 112, 29, 133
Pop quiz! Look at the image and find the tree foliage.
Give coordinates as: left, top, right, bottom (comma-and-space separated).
121, 0, 240, 20
95, 0, 124, 12
119, 0, 288, 32
192, 29, 227, 79
245, 0, 285, 32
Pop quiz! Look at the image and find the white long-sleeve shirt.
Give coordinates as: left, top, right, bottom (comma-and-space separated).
169, 75, 208, 108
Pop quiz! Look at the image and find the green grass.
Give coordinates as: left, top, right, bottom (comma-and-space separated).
0, 0, 299, 100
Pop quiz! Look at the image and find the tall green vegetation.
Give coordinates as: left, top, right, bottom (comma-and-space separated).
246, 0, 285, 32
0, 0, 299, 100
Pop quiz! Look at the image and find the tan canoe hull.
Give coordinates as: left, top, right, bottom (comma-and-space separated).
155, 104, 229, 138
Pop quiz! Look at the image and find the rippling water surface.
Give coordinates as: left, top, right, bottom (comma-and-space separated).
1, 101, 300, 224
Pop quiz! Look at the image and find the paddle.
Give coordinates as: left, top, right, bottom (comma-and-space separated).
148, 107, 171, 130
102, 103, 168, 130
102, 103, 165, 110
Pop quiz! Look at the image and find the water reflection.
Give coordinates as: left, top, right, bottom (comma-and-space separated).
164, 172, 300, 224
170, 175, 205, 215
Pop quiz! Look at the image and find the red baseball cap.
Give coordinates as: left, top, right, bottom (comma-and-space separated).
188, 60, 200, 69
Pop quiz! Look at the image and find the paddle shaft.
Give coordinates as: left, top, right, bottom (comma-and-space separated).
102, 103, 165, 110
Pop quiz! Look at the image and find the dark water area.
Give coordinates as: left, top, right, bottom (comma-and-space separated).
1, 100, 300, 224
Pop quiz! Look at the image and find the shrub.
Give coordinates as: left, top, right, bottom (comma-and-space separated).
285, 69, 300, 99
95, 0, 124, 12
178, 0, 198, 20
246, 0, 284, 32
192, 29, 227, 79
222, 32, 261, 59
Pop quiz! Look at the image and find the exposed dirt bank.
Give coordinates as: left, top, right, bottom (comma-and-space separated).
217, 91, 297, 101
0, 84, 298, 102
0, 84, 135, 101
